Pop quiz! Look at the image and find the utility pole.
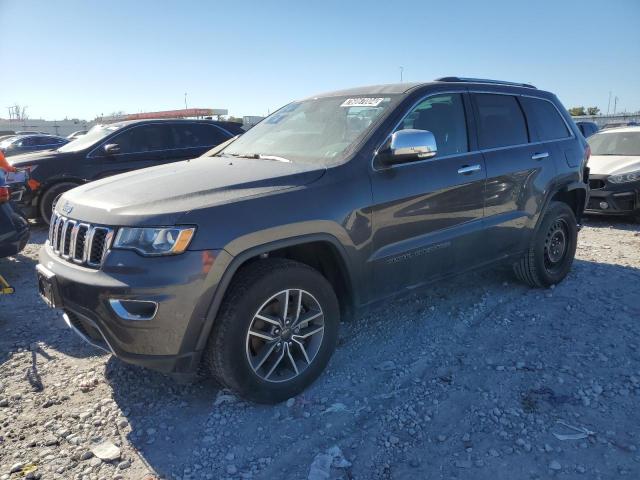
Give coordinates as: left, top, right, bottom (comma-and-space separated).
184, 92, 188, 110
607, 91, 612, 115
399, 66, 404, 83
613, 96, 618, 114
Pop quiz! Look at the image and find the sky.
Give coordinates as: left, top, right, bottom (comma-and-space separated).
0, 0, 639, 121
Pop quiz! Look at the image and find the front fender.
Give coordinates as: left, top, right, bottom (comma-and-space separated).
188, 230, 358, 353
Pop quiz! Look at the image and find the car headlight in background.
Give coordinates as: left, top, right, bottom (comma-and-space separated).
608, 170, 640, 184
113, 226, 195, 256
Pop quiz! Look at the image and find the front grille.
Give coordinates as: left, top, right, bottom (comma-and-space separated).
49, 212, 114, 268
589, 179, 605, 190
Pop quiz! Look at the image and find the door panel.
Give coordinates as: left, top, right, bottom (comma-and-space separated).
370, 151, 487, 298
482, 144, 556, 257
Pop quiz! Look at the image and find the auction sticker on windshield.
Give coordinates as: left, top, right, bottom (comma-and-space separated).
340, 98, 385, 107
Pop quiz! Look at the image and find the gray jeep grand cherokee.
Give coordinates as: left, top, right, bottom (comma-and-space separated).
37, 77, 589, 403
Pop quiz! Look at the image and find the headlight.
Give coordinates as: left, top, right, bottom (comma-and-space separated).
608, 170, 640, 184
113, 226, 195, 256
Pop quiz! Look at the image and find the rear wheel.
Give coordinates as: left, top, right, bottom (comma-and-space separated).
39, 182, 79, 224
514, 201, 578, 288
204, 259, 339, 404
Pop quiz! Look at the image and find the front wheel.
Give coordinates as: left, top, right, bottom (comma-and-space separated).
39, 182, 79, 224
514, 201, 578, 288
204, 259, 340, 404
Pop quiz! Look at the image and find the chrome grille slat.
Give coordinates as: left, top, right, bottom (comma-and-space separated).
61, 220, 76, 258
48, 212, 58, 245
47, 215, 113, 269
53, 215, 64, 252
73, 224, 89, 262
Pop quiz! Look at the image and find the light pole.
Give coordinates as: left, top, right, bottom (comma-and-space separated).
399, 66, 404, 83
184, 92, 188, 110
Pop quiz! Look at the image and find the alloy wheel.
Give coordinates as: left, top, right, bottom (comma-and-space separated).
245, 289, 325, 383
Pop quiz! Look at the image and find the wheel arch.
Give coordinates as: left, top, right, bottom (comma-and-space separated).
537, 182, 587, 232
194, 233, 357, 353
36, 177, 84, 206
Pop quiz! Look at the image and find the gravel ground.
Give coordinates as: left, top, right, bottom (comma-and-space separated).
1, 217, 639, 480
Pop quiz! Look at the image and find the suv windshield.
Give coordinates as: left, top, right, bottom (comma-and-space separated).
57, 124, 123, 153
218, 95, 397, 164
588, 131, 640, 156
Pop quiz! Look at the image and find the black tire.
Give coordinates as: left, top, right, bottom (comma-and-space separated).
39, 182, 79, 224
204, 258, 340, 404
514, 201, 578, 288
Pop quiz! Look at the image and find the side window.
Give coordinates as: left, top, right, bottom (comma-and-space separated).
520, 97, 570, 141
110, 125, 172, 155
396, 94, 468, 156
172, 124, 230, 149
475, 94, 528, 149
20, 137, 37, 147
38, 137, 57, 146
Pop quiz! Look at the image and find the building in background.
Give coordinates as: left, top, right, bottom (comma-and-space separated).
571, 112, 640, 128
0, 118, 93, 137
243, 116, 265, 128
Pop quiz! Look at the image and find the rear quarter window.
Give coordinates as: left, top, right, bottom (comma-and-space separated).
475, 94, 528, 149
172, 124, 230, 149
520, 97, 571, 141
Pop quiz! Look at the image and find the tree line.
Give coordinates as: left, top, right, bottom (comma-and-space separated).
568, 106, 600, 116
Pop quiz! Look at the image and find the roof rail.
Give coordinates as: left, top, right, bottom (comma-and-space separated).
436, 76, 536, 89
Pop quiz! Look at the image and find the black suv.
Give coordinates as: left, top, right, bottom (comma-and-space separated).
9, 119, 244, 222
36, 78, 589, 403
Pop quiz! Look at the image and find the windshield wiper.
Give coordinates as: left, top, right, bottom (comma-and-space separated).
224, 153, 291, 163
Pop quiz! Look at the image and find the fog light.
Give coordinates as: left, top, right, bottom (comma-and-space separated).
109, 299, 158, 320
599, 201, 609, 209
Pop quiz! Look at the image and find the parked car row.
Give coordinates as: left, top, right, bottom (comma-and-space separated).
7, 119, 244, 223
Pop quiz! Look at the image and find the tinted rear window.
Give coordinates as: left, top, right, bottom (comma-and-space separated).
172, 124, 230, 149
520, 97, 570, 141
475, 94, 528, 149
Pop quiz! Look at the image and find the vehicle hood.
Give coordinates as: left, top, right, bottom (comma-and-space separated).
588, 155, 640, 175
8, 150, 63, 167
58, 156, 326, 226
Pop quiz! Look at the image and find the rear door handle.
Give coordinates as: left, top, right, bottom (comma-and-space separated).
531, 152, 549, 160
457, 164, 481, 175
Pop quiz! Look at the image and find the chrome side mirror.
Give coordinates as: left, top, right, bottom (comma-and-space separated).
103, 143, 121, 155
378, 129, 437, 166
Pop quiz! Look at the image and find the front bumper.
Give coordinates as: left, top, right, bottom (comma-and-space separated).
38, 243, 224, 376
585, 175, 640, 215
